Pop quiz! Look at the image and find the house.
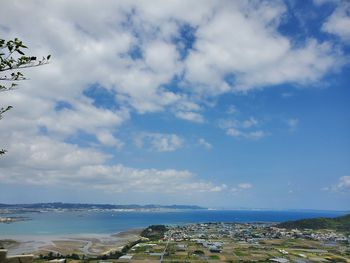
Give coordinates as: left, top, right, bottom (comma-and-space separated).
176, 244, 187, 251
269, 258, 289, 263
118, 254, 133, 261
209, 246, 221, 253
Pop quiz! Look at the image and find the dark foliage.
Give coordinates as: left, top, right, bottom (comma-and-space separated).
96, 250, 123, 260
141, 225, 168, 241
277, 214, 350, 232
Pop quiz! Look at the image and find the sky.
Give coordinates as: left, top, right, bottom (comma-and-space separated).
0, 0, 349, 210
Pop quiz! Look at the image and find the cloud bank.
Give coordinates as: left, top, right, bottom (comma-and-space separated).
0, 0, 348, 200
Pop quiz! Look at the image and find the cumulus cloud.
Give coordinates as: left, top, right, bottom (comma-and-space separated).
241, 117, 259, 129
219, 117, 267, 140
135, 132, 184, 152
96, 130, 124, 149
0, 1, 344, 134
322, 2, 350, 42
0, 162, 225, 194
184, 2, 342, 93
171, 99, 205, 123
198, 138, 213, 149
324, 176, 350, 192
226, 128, 242, 137
0, 1, 343, 129
336, 176, 350, 191
0, 134, 223, 194
0, 0, 347, 197
0, 133, 108, 172
40, 101, 129, 138
231, 182, 253, 193
245, 131, 267, 140
238, 183, 253, 189
175, 111, 205, 123
73, 165, 225, 194
219, 117, 258, 130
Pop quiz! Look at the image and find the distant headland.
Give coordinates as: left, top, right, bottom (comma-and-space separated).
0, 202, 206, 214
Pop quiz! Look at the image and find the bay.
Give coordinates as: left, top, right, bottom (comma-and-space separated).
0, 210, 345, 236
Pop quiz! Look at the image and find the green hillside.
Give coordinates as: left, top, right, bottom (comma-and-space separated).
277, 214, 350, 232
141, 225, 168, 241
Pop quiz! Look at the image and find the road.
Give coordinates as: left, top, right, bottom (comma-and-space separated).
160, 231, 172, 263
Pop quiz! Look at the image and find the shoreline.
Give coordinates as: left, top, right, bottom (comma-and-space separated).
0, 228, 144, 256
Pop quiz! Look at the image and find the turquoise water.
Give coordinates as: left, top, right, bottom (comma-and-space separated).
0, 210, 345, 236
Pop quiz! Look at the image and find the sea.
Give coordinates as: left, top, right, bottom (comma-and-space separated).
0, 209, 346, 236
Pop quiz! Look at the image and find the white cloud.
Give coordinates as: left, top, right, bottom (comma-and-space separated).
0, 1, 343, 128
40, 101, 130, 138
219, 117, 258, 130
171, 99, 205, 123
175, 111, 205, 123
198, 138, 212, 149
336, 176, 350, 191
0, 0, 344, 139
226, 128, 242, 137
75, 165, 223, 194
231, 182, 253, 193
324, 176, 350, 192
245, 131, 267, 140
0, 132, 224, 194
143, 40, 180, 73
238, 183, 253, 189
219, 118, 267, 140
0, 142, 224, 194
184, 2, 342, 93
135, 132, 184, 152
241, 117, 258, 129
0, 0, 347, 199
209, 184, 228, 192
96, 130, 124, 149
218, 119, 239, 130
0, 133, 108, 172
322, 2, 350, 42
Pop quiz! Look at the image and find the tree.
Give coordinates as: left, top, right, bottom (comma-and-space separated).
0, 38, 50, 154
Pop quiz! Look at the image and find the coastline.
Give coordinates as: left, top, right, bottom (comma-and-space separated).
1, 209, 346, 257
0, 228, 143, 256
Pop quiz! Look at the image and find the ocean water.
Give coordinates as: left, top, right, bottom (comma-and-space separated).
0, 210, 345, 236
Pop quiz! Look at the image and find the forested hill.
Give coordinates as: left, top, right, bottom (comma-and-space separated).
277, 214, 350, 232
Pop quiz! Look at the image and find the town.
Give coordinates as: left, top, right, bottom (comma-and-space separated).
2, 221, 349, 263
127, 223, 350, 262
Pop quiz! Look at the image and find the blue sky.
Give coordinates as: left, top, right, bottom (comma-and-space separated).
0, 0, 349, 210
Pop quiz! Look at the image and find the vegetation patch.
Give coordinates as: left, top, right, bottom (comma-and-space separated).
209, 255, 220, 260
277, 214, 350, 232
141, 225, 168, 241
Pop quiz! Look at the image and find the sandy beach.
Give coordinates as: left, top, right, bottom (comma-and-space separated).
0, 228, 143, 256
